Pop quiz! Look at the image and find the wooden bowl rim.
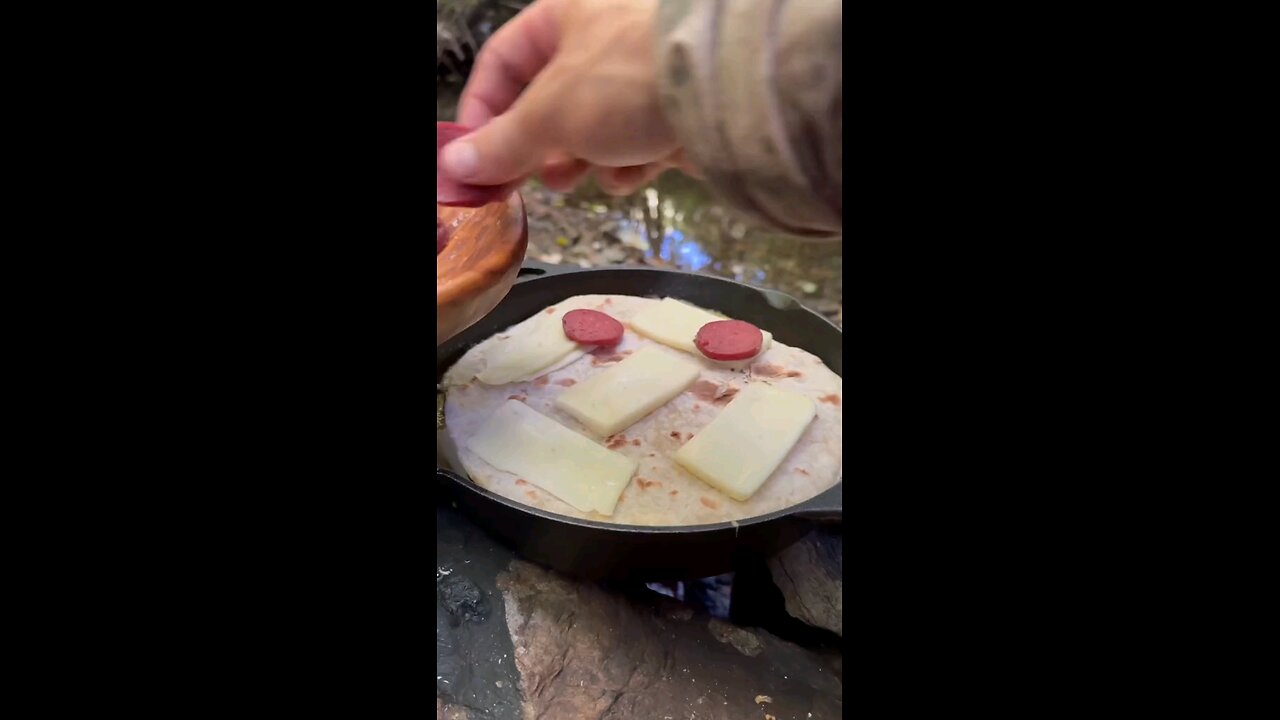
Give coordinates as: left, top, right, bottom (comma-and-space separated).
436, 193, 527, 306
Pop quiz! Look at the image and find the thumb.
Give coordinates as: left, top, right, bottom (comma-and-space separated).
441, 95, 553, 187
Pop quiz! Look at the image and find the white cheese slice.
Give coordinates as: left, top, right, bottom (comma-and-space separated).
554, 345, 701, 436
466, 400, 637, 515
477, 311, 582, 385
629, 297, 772, 358
674, 383, 815, 501
507, 347, 589, 383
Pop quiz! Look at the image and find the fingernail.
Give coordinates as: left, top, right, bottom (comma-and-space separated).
442, 141, 478, 180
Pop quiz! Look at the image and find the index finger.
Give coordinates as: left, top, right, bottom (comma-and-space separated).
457, 0, 565, 128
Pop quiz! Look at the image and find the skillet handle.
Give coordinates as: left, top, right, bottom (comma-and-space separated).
516, 259, 578, 282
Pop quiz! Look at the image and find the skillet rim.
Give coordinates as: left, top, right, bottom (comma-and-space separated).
436, 262, 843, 532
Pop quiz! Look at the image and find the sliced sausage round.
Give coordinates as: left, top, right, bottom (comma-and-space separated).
437, 122, 521, 207
562, 309, 624, 346
695, 320, 764, 361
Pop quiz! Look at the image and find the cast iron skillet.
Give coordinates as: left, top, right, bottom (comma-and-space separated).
436, 259, 842, 581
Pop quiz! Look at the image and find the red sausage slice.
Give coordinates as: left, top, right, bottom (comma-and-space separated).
436, 122, 521, 207
695, 320, 764, 361
562, 309, 624, 346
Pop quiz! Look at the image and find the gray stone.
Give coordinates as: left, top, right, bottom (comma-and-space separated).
707, 618, 764, 657
436, 697, 470, 720
768, 529, 843, 636
436, 490, 842, 719
497, 559, 841, 720
439, 572, 489, 625
435, 504, 523, 719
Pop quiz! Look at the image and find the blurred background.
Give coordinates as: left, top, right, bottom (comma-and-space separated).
438, 0, 842, 328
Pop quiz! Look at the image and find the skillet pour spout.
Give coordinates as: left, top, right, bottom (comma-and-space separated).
436, 261, 842, 581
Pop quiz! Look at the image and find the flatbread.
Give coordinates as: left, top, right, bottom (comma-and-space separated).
442, 295, 842, 526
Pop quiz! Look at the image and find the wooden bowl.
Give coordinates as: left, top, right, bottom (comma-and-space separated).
436, 193, 529, 345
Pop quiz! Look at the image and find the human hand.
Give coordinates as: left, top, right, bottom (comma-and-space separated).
443, 0, 695, 197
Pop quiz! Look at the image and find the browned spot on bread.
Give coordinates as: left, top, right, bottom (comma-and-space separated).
647, 452, 656, 457
526, 490, 539, 500
700, 497, 720, 509
636, 478, 662, 490
692, 403, 702, 411
515, 478, 528, 485
690, 379, 741, 403
507, 394, 527, 402
819, 393, 841, 406
533, 375, 550, 386
555, 378, 577, 387
752, 363, 784, 377
606, 434, 629, 450
600, 298, 612, 306
592, 353, 626, 366
669, 431, 682, 440
689, 379, 720, 402
544, 307, 556, 314
752, 363, 803, 379
796, 467, 810, 476
631, 438, 641, 446
669, 490, 679, 496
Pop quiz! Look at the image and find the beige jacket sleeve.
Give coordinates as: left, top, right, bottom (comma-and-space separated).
654, 0, 842, 238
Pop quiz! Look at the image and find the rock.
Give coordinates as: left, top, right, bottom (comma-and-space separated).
707, 618, 764, 657
767, 529, 843, 637
436, 483, 842, 720
666, 605, 694, 621
435, 504, 524, 719
436, 697, 469, 720
497, 559, 841, 720
438, 572, 489, 625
